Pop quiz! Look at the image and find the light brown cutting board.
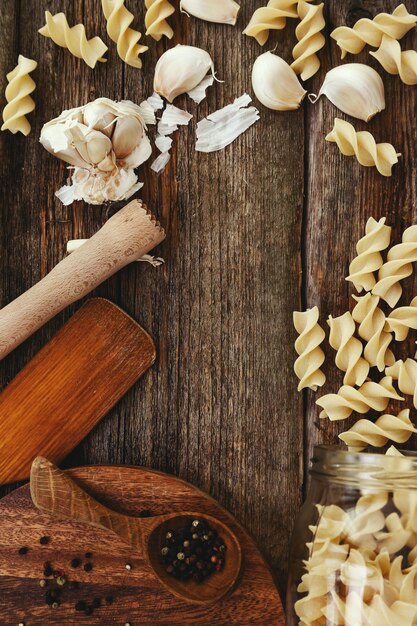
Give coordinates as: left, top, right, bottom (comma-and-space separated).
0, 298, 156, 484
0, 465, 285, 625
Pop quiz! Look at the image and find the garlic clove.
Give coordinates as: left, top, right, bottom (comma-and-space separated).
123, 133, 152, 169
310, 63, 385, 122
154, 44, 214, 102
40, 124, 92, 169
251, 51, 306, 111
83, 101, 116, 138
180, 0, 240, 25
84, 130, 114, 166
112, 117, 144, 159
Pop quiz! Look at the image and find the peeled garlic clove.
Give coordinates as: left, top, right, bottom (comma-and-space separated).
180, 0, 240, 25
112, 116, 144, 159
251, 52, 306, 111
154, 44, 214, 103
310, 63, 385, 122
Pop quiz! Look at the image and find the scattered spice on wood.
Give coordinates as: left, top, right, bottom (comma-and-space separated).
125, 563, 132, 571
39, 579, 47, 588
85, 552, 92, 559
160, 518, 226, 582
83, 562, 93, 572
70, 558, 81, 568
18, 547, 28, 555
39, 536, 50, 545
56, 575, 67, 586
43, 564, 53, 577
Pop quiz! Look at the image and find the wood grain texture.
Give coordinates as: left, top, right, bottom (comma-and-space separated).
0, 465, 284, 625
0, 299, 156, 483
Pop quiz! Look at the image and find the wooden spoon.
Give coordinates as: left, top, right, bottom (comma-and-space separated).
30, 457, 242, 605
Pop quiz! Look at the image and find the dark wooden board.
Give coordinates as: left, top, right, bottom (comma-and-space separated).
0, 465, 284, 625
3, 0, 417, 600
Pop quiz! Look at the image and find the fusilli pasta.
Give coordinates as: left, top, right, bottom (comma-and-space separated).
331, 4, 417, 60
385, 295, 417, 340
339, 409, 417, 450
102, 0, 148, 68
373, 225, 417, 307
293, 307, 326, 391
243, 0, 303, 46
1, 55, 37, 136
346, 216, 392, 293
352, 293, 394, 371
327, 311, 369, 386
325, 118, 400, 177
145, 0, 175, 41
38, 11, 108, 69
370, 34, 417, 85
386, 358, 417, 409
316, 376, 403, 421
291, 1, 325, 81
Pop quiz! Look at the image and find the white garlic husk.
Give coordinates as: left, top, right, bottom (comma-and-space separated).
154, 45, 214, 103
309, 64, 385, 122
40, 97, 152, 205
180, 0, 240, 25
251, 52, 307, 111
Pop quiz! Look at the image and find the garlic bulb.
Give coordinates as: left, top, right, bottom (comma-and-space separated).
251, 52, 306, 111
309, 64, 385, 122
180, 0, 240, 25
154, 45, 214, 102
40, 98, 152, 205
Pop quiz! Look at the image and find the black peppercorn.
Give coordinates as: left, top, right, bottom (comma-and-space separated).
75, 601, 87, 612
43, 566, 53, 577
85, 552, 92, 559
84, 606, 93, 616
84, 562, 93, 572
70, 558, 81, 568
40, 536, 50, 545
18, 547, 28, 555
45, 594, 55, 606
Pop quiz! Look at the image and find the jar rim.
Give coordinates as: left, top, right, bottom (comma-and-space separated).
311, 444, 417, 489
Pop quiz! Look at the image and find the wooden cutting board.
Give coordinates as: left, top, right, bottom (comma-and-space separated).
0, 466, 285, 625
0, 298, 156, 484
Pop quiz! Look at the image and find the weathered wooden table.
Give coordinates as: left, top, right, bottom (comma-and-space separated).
1, 0, 416, 600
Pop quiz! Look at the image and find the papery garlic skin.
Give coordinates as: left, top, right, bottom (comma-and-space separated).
251, 52, 306, 111
40, 97, 152, 205
180, 0, 240, 25
153, 45, 214, 102
310, 64, 385, 122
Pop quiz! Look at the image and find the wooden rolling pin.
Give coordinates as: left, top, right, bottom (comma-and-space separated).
0, 200, 165, 360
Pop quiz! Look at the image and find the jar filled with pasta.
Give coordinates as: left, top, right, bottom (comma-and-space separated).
286, 444, 417, 626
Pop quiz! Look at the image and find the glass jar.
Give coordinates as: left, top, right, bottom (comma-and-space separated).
286, 445, 417, 626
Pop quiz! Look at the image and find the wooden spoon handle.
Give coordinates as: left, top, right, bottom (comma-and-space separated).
0, 200, 165, 360
30, 457, 145, 554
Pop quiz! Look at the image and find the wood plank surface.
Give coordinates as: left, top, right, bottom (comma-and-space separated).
3, 0, 417, 604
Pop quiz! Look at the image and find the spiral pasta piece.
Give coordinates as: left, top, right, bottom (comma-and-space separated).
38, 11, 108, 69
102, 0, 148, 68
373, 225, 417, 307
291, 2, 325, 81
243, 0, 304, 46
346, 217, 392, 293
331, 4, 417, 60
352, 293, 394, 371
375, 511, 413, 554
386, 358, 417, 409
339, 409, 417, 450
1, 55, 37, 136
316, 376, 403, 421
371, 35, 417, 85
145, 0, 175, 41
327, 312, 369, 386
385, 296, 417, 340
293, 307, 326, 392
325, 118, 400, 177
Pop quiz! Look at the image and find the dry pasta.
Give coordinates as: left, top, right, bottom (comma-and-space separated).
102, 0, 148, 68
327, 312, 369, 386
291, 1, 325, 81
325, 118, 400, 177
293, 307, 326, 391
339, 409, 417, 450
243, 0, 303, 46
346, 216, 392, 293
316, 376, 403, 421
38, 11, 107, 69
385, 295, 417, 340
370, 34, 417, 85
352, 293, 394, 371
386, 358, 417, 409
331, 4, 417, 60
1, 55, 37, 136
145, 0, 175, 41
373, 225, 417, 307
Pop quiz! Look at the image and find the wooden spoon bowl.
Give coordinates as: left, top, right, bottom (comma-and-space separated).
30, 457, 242, 605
